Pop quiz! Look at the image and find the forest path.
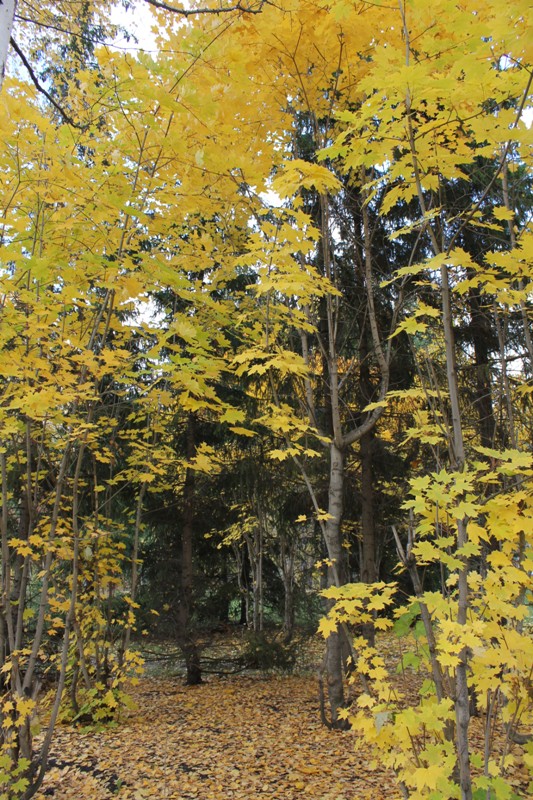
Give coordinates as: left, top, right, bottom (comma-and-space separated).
34, 673, 399, 800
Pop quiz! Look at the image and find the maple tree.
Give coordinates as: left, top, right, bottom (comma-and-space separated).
0, 8, 268, 792
316, 1, 533, 798
205, 0, 422, 726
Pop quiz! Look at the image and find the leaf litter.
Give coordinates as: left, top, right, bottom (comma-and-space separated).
33, 632, 531, 799
35, 673, 400, 800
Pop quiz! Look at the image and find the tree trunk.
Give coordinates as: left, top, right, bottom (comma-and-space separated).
441, 260, 472, 800
360, 429, 377, 646
468, 292, 496, 450
282, 580, 294, 642
279, 533, 295, 642
178, 414, 202, 685
245, 526, 263, 632
301, 176, 389, 731
323, 442, 349, 728
233, 545, 250, 625
0, 0, 16, 91
467, 293, 500, 576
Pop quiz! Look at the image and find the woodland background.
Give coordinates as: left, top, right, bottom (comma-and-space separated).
0, 1, 532, 799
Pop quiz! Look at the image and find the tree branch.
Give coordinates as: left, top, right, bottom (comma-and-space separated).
9, 37, 83, 128
144, 0, 268, 16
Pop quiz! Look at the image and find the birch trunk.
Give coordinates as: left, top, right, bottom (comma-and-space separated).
0, 0, 16, 91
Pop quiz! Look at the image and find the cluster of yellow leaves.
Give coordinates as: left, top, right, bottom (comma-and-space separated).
319, 582, 397, 639
320, 468, 533, 798
323, 0, 531, 195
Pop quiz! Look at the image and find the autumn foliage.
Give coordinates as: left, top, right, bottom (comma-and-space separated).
0, 1, 532, 799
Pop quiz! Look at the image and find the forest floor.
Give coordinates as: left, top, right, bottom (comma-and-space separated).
35, 673, 398, 800
32, 633, 530, 800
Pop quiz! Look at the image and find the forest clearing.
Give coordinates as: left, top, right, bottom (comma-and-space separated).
36, 672, 389, 800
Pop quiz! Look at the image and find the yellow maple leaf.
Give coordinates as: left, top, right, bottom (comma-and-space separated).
317, 616, 338, 638
271, 159, 342, 198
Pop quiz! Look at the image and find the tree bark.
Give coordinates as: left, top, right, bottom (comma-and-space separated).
279, 532, 295, 642
468, 292, 496, 450
178, 414, 202, 685
359, 429, 376, 646
309, 183, 390, 728
245, 526, 263, 633
323, 442, 349, 727
439, 263, 471, 798
0, 0, 16, 91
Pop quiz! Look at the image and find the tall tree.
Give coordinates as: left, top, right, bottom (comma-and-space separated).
320, 1, 532, 797
218, 0, 406, 725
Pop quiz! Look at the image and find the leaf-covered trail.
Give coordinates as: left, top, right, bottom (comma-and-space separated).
35, 675, 399, 800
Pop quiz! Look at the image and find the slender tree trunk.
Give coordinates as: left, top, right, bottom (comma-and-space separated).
245, 528, 262, 632
356, 254, 381, 645
0, 0, 16, 91
178, 414, 202, 685
233, 545, 249, 625
283, 579, 294, 641
468, 292, 496, 450
311, 184, 389, 728
466, 293, 500, 576
441, 262, 472, 800
323, 442, 349, 727
119, 482, 147, 667
360, 432, 375, 585
359, 429, 376, 646
279, 533, 295, 642
258, 525, 263, 632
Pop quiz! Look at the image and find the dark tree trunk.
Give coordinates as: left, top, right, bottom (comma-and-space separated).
467, 291, 499, 577
358, 314, 378, 645
468, 291, 496, 450
323, 442, 350, 728
239, 596, 247, 626
178, 414, 202, 685
359, 429, 377, 646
